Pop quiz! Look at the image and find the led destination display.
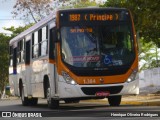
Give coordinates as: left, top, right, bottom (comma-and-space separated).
69, 13, 119, 22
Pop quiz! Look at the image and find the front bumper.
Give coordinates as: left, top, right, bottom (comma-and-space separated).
58, 78, 139, 99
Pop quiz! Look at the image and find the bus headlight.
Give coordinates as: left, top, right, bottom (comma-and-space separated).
62, 71, 77, 85
126, 69, 139, 83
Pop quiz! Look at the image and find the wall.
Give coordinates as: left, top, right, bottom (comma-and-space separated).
139, 67, 160, 87
139, 67, 160, 94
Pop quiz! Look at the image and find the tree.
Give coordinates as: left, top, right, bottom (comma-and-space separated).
102, 0, 160, 47
0, 25, 32, 95
56, 0, 98, 9
139, 38, 159, 70
12, 0, 54, 23
11, 0, 99, 23
102, 0, 160, 69
0, 34, 10, 94
11, 0, 78, 23
3, 24, 34, 38
73, 0, 97, 8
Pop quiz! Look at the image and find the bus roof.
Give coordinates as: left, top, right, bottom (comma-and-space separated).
58, 7, 128, 12
9, 12, 56, 45
9, 7, 128, 46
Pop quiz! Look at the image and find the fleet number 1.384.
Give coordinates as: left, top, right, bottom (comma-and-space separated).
83, 79, 96, 84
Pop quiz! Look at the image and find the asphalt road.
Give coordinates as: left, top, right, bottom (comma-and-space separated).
0, 98, 160, 120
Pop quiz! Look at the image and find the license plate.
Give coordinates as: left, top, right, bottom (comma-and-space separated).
95, 91, 110, 97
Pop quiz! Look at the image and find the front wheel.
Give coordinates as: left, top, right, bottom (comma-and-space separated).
30, 98, 38, 106
64, 99, 80, 104
108, 95, 122, 106
47, 88, 59, 109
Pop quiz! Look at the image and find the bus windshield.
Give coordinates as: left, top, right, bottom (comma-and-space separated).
61, 23, 135, 68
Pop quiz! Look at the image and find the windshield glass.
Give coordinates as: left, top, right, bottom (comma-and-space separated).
61, 24, 135, 68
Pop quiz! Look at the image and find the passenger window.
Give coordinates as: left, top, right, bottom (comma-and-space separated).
32, 26, 48, 58
49, 27, 57, 60
9, 46, 13, 66
41, 26, 48, 56
32, 31, 39, 58
17, 39, 25, 63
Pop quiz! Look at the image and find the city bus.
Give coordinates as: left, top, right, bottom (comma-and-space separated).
9, 7, 139, 109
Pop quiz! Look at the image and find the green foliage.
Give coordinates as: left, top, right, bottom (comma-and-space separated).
58, 0, 97, 9
0, 24, 33, 93
0, 33, 10, 93
139, 38, 158, 70
102, 0, 160, 69
5, 88, 11, 96
102, 0, 160, 47
73, 0, 97, 8
3, 23, 34, 38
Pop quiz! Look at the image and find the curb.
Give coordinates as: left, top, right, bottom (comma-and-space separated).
0, 96, 19, 101
81, 94, 160, 106
121, 101, 160, 106
121, 94, 160, 106
82, 99, 160, 106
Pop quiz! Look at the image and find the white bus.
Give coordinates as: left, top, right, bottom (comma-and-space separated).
9, 8, 139, 109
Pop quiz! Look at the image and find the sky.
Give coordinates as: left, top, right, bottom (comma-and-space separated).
0, 0, 107, 35
0, 0, 25, 34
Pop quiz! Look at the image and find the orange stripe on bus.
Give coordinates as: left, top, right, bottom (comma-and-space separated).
49, 59, 56, 64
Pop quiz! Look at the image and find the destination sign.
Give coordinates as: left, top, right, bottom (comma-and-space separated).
70, 28, 93, 33
59, 9, 130, 26
69, 13, 119, 22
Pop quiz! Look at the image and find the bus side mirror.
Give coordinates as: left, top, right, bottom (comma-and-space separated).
52, 29, 59, 43
49, 28, 59, 60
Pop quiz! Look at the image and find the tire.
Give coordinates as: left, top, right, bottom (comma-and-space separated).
47, 88, 59, 109
30, 98, 38, 106
44, 78, 49, 98
48, 98, 59, 109
108, 95, 122, 106
64, 99, 80, 104
20, 83, 38, 106
20, 85, 29, 106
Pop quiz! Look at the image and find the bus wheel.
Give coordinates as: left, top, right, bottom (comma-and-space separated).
47, 88, 59, 109
20, 85, 29, 106
65, 99, 80, 104
30, 98, 38, 106
108, 95, 122, 106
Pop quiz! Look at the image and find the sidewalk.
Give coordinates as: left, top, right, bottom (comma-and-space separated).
121, 93, 160, 106
82, 93, 160, 106
83, 87, 160, 106
120, 86, 160, 106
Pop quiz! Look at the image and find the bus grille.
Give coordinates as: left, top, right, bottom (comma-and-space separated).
81, 86, 123, 95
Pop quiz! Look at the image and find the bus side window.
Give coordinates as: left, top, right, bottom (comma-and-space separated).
32, 31, 39, 58
41, 26, 48, 56
17, 39, 25, 63
13, 47, 17, 74
49, 27, 56, 60
9, 46, 13, 66
38, 29, 42, 57
25, 40, 30, 65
